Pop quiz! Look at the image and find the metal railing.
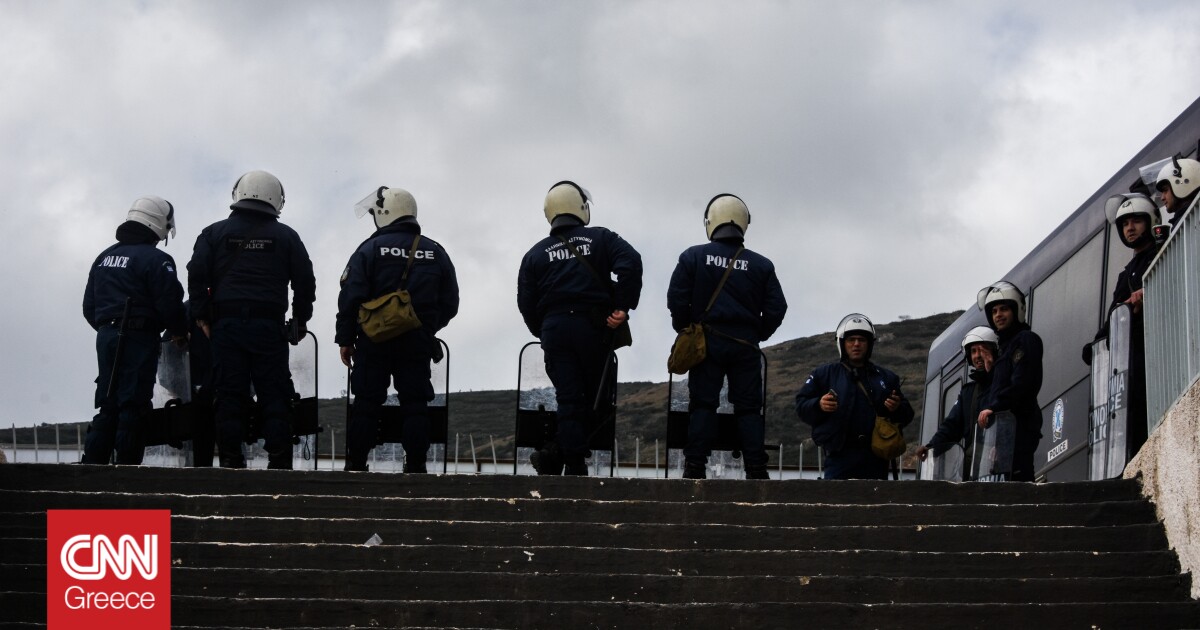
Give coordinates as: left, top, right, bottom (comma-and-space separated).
3, 424, 863, 479
1144, 198, 1200, 432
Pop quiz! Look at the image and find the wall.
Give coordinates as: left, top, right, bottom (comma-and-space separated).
1126, 379, 1200, 598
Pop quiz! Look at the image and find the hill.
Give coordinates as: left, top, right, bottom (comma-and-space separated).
282, 310, 964, 463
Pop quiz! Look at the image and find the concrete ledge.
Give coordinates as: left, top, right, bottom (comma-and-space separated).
1126, 378, 1200, 599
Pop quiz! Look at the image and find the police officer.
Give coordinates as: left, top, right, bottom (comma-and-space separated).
82, 196, 187, 465
795, 314, 913, 480
1155, 156, 1200, 233
916, 326, 997, 480
337, 187, 460, 473
1082, 193, 1162, 458
187, 171, 316, 469
976, 281, 1044, 482
667, 194, 787, 480
517, 181, 643, 476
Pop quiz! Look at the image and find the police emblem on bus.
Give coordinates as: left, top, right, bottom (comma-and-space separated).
1052, 399, 1065, 441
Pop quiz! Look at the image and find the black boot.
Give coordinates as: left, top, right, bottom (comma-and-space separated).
219, 453, 247, 469
267, 451, 293, 470
745, 466, 769, 480
563, 459, 588, 476
683, 461, 707, 480
530, 443, 563, 476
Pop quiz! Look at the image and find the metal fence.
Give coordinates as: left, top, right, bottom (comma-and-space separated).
3, 424, 870, 479
1144, 199, 1200, 432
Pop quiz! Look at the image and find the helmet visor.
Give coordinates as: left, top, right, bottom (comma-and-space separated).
165, 201, 176, 239
354, 186, 387, 219
1140, 156, 1173, 189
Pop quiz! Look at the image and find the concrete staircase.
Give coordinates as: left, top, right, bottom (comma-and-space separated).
2, 464, 1198, 629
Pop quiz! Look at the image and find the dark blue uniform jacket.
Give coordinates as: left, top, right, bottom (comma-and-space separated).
928, 372, 990, 456
187, 210, 316, 323
335, 222, 460, 346
795, 361, 914, 454
83, 224, 187, 336
666, 237, 786, 343
517, 225, 642, 336
983, 324, 1043, 449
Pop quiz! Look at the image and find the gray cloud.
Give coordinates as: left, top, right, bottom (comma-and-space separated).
2, 0, 1199, 427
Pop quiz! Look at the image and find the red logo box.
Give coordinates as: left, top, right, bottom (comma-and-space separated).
47, 509, 171, 630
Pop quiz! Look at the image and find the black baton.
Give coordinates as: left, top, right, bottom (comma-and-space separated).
105, 297, 133, 401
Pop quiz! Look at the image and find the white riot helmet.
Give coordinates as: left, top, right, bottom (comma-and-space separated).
704, 194, 750, 240
1104, 192, 1159, 248
231, 170, 285, 216
354, 186, 417, 229
544, 180, 591, 226
835, 313, 875, 360
126, 196, 176, 242
961, 325, 999, 355
977, 281, 1027, 327
1155, 156, 1200, 203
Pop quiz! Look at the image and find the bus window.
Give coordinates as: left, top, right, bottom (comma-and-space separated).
920, 374, 942, 447
941, 377, 962, 435
1030, 231, 1106, 408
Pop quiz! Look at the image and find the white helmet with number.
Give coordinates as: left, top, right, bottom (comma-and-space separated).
1155, 156, 1200, 201
354, 186, 417, 229
1104, 192, 1159, 248
961, 325, 999, 354
544, 180, 591, 226
231, 170, 285, 216
126, 196, 176, 242
835, 313, 875, 360
704, 194, 750, 240
977, 281, 1027, 326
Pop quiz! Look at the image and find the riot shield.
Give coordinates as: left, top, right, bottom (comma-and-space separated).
664, 351, 768, 479
513, 341, 616, 476
347, 338, 450, 473
964, 421, 986, 482
976, 411, 1016, 482
1089, 304, 1131, 479
928, 444, 964, 481
141, 339, 195, 466
244, 331, 322, 469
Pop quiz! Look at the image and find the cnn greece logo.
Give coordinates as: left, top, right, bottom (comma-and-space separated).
60, 533, 158, 580
47, 509, 170, 630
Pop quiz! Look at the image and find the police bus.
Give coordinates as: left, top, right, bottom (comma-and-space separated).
919, 95, 1200, 481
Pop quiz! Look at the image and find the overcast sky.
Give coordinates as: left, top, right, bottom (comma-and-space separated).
3, 1, 1199, 428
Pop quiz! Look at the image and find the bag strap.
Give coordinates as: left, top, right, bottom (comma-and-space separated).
853, 378, 876, 410
556, 234, 613, 298
398, 234, 422, 289
852, 372, 899, 421
702, 247, 745, 318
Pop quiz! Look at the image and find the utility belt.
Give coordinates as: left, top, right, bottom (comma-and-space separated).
99, 317, 156, 331
213, 301, 285, 322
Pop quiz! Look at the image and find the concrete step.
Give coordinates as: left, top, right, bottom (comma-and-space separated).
0, 490, 1158, 527
0, 512, 1169, 552
4, 591, 1200, 629
0, 538, 1180, 579
5, 463, 1194, 629
0, 463, 1145, 504
6, 567, 1194, 603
